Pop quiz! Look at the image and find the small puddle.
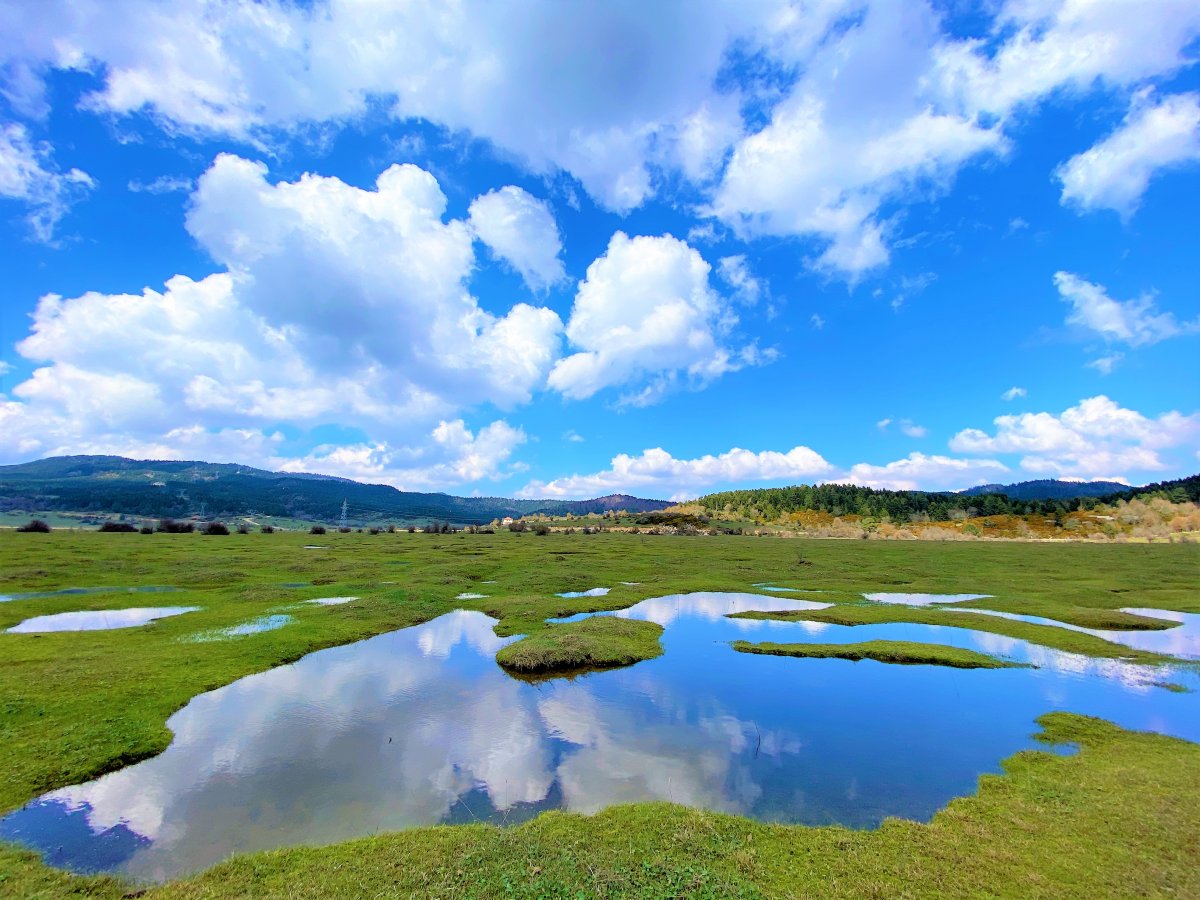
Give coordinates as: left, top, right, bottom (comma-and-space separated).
863, 592, 991, 606
3, 594, 1196, 883
556, 587, 610, 598
305, 597, 357, 606
456, 593, 487, 600
185, 615, 293, 642
6, 607, 200, 633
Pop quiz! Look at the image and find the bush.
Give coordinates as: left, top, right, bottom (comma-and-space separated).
203, 521, 230, 535
406, 525, 416, 533
157, 519, 195, 534
261, 525, 275, 534
368, 526, 381, 535
387, 525, 396, 533
310, 525, 327, 535
508, 521, 527, 533
236, 523, 251, 534
16, 519, 51, 533
98, 521, 137, 533
533, 523, 550, 535
140, 526, 154, 535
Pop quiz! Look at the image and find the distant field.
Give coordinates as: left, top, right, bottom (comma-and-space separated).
1, 531, 1197, 896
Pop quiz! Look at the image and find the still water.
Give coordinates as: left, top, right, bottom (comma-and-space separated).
2, 592, 1196, 882
6, 607, 200, 633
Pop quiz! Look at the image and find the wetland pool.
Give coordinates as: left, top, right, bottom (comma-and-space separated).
2, 591, 1196, 883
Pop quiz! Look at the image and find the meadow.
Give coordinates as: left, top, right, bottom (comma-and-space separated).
0, 530, 1197, 897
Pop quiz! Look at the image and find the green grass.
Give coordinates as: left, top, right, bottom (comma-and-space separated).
496, 616, 663, 674
1, 532, 1197, 896
730, 605, 1178, 663
731, 639, 1029, 669
4, 713, 1198, 898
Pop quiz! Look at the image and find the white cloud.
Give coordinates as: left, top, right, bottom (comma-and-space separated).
1058, 91, 1200, 217
810, 313, 825, 330
467, 186, 566, 292
1086, 353, 1124, 375
519, 444, 834, 501
562, 430, 584, 443
1001, 386, 1027, 401
548, 232, 760, 406
127, 174, 194, 194
716, 255, 763, 305
1054, 271, 1198, 347
876, 418, 893, 431
949, 395, 1200, 480
900, 420, 927, 439
277, 420, 527, 490
840, 453, 1009, 491
0, 157, 565, 488
0, 123, 94, 240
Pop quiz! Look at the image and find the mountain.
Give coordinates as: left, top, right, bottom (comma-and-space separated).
958, 479, 1133, 501
0, 455, 670, 525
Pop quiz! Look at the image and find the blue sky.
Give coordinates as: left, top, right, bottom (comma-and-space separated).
0, 0, 1197, 500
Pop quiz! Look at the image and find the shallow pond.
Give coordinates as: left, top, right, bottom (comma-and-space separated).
863, 592, 991, 606
6, 607, 200, 633
184, 615, 294, 642
2, 592, 1197, 883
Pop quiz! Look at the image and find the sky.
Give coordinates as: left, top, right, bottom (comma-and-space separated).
0, 0, 1198, 502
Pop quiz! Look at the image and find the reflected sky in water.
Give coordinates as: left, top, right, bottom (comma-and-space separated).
2, 592, 1197, 883
6, 607, 200, 633
950, 607, 1200, 660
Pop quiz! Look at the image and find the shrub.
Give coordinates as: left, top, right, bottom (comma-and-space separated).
533, 523, 550, 535
310, 525, 327, 535
387, 525, 396, 533
368, 527, 381, 535
203, 521, 230, 535
236, 523, 251, 534
16, 519, 51, 533
406, 525, 416, 533
140, 526, 154, 535
98, 521, 137, 533
157, 519, 195, 534
508, 521, 527, 533
260, 525, 275, 534
339, 527, 352, 534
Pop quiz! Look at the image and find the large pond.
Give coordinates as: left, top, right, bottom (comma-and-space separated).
2, 592, 1197, 883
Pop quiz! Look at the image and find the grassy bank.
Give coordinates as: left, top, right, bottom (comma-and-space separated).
496, 616, 662, 674
730, 605, 1177, 663
731, 639, 1028, 669
3, 714, 1197, 898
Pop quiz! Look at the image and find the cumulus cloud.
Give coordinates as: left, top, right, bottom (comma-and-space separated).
467, 186, 566, 291
5, 1, 1199, 271
519, 445, 834, 501
0, 123, 94, 240
276, 420, 527, 490
949, 396, 1200, 481
1058, 91, 1200, 217
716, 255, 763, 305
1055, 271, 1199, 347
1001, 386, 1027, 401
840, 453, 1009, 491
548, 232, 762, 406
0, 157, 564, 488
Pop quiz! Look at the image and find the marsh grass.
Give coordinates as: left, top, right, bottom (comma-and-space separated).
731, 638, 1029, 669
495, 616, 663, 674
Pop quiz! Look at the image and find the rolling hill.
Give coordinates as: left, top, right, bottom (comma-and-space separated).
0, 456, 670, 526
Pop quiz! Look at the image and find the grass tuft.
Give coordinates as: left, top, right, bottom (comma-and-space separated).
495, 616, 663, 674
731, 638, 1029, 669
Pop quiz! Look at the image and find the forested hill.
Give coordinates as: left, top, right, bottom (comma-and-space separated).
696, 475, 1199, 522
959, 479, 1131, 500
0, 455, 670, 525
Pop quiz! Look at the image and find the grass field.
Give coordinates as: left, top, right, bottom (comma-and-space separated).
1, 530, 1197, 896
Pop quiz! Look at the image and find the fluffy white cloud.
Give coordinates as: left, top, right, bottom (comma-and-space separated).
0, 123, 93, 240
467, 186, 566, 292
276, 420, 527, 490
840, 453, 1009, 491
0, 157, 565, 487
1055, 271, 1198, 347
878, 417, 927, 438
519, 444, 834, 501
548, 232, 762, 406
1002, 386, 1027, 401
1058, 91, 1200, 217
715, 255, 763, 305
949, 395, 1200, 480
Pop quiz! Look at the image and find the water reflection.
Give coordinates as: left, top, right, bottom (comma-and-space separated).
184, 615, 293, 642
863, 592, 990, 606
2, 594, 1197, 883
305, 597, 357, 606
6, 607, 200, 633
556, 587, 610, 598
951, 607, 1200, 660
0, 586, 180, 603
